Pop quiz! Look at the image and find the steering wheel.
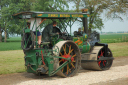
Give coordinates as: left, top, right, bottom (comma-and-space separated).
50, 33, 60, 41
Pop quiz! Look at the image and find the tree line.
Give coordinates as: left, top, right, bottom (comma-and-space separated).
0, 0, 127, 42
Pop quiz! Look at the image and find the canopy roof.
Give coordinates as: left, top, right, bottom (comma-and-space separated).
13, 11, 90, 19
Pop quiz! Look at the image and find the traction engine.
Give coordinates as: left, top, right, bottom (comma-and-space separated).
13, 10, 114, 77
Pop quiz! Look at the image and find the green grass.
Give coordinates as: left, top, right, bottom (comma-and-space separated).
108, 42, 128, 57
0, 50, 25, 75
0, 37, 22, 51
100, 33, 128, 43
6, 37, 21, 42
0, 42, 21, 51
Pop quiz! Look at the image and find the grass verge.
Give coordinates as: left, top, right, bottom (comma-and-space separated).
108, 42, 128, 57
100, 33, 128, 43
0, 50, 25, 75
0, 42, 21, 51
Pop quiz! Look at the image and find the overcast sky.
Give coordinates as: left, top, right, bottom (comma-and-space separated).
102, 16, 128, 32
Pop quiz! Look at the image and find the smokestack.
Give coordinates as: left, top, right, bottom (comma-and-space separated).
82, 9, 88, 34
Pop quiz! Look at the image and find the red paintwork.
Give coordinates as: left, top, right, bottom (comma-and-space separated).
98, 50, 106, 67
61, 54, 74, 62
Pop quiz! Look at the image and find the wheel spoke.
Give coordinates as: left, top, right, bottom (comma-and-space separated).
98, 56, 100, 58
72, 60, 76, 62
68, 45, 71, 54
65, 44, 66, 51
72, 54, 76, 57
103, 60, 106, 66
71, 62, 75, 68
66, 64, 69, 74
68, 49, 74, 55
59, 52, 63, 56
98, 61, 101, 67
63, 46, 67, 55
59, 59, 63, 63
69, 69, 71, 73
62, 67, 64, 72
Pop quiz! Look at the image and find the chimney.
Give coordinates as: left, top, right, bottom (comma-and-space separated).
82, 9, 88, 34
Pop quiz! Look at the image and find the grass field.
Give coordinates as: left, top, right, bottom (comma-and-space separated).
6, 37, 21, 42
0, 50, 25, 75
108, 42, 128, 57
100, 33, 128, 43
0, 42, 128, 75
0, 37, 21, 51
0, 42, 21, 51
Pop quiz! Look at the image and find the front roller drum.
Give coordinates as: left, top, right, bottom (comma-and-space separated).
81, 46, 113, 70
53, 41, 81, 77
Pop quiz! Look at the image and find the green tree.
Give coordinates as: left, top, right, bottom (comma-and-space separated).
31, 0, 69, 29
68, 0, 112, 35
0, 0, 10, 42
105, 0, 128, 20
0, 0, 69, 42
31, 0, 68, 12
8, 0, 31, 36
0, 0, 32, 42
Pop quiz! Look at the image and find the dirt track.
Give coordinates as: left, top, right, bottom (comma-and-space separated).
0, 56, 128, 85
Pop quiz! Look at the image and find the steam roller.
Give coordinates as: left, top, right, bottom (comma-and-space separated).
81, 46, 113, 71
13, 11, 114, 78
53, 41, 81, 77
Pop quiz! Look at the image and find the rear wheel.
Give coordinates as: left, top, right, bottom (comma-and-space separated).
53, 41, 81, 77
